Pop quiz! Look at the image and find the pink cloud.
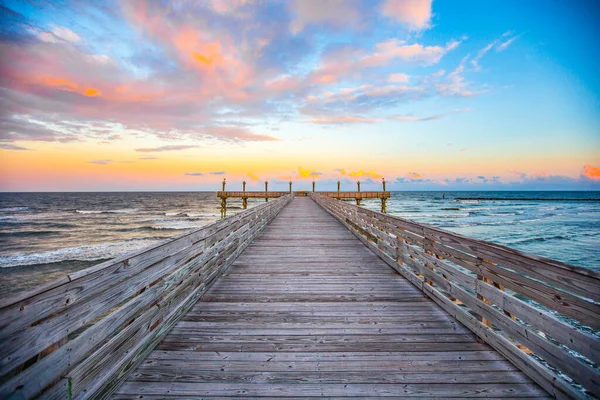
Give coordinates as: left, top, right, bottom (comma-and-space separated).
380, 0, 432, 31
389, 73, 410, 83
361, 39, 461, 68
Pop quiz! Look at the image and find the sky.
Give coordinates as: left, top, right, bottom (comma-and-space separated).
0, 0, 599, 192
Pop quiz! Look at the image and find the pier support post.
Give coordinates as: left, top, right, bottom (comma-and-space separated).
265, 181, 269, 202
381, 198, 387, 213
357, 181, 361, 192
289, 181, 292, 193
242, 198, 247, 209
220, 196, 227, 218
222, 178, 226, 192
337, 181, 340, 192
242, 180, 246, 192
356, 198, 361, 206
382, 178, 386, 191
312, 180, 315, 192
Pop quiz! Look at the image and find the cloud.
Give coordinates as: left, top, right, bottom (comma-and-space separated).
333, 168, 346, 176
309, 116, 377, 124
88, 159, 112, 165
408, 172, 422, 179
38, 25, 82, 43
583, 164, 600, 180
388, 73, 410, 83
0, 143, 31, 150
247, 172, 260, 181
139, 157, 158, 160
497, 34, 521, 52
298, 166, 319, 178
289, 0, 361, 34
361, 38, 462, 68
380, 0, 432, 31
471, 32, 521, 71
135, 145, 199, 152
392, 108, 469, 122
471, 42, 495, 72
435, 57, 483, 97
185, 172, 204, 176
348, 170, 382, 179
210, 171, 226, 175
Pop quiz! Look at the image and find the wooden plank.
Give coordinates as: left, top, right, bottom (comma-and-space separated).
115, 382, 548, 397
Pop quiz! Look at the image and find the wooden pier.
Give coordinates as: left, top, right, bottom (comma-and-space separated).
0, 194, 598, 399
217, 178, 390, 216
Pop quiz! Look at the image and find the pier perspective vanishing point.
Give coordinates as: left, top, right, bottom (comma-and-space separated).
0, 192, 598, 399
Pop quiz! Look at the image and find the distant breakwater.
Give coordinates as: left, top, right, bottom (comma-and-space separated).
455, 197, 600, 201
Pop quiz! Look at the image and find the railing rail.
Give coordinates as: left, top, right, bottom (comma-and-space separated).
311, 193, 600, 399
0, 194, 292, 400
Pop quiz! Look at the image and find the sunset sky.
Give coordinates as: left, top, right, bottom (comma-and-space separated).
0, 0, 599, 191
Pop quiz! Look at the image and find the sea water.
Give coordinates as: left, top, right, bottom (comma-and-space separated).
1, 191, 598, 297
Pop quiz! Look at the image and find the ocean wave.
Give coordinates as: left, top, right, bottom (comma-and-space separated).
511, 235, 569, 245
0, 238, 161, 268
164, 212, 183, 216
76, 209, 138, 214
0, 230, 61, 238
115, 225, 187, 233
187, 212, 220, 218
0, 207, 31, 212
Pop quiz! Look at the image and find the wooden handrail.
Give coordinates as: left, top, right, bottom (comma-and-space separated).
0, 195, 293, 400
311, 193, 599, 399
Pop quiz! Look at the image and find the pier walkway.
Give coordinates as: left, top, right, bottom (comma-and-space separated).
113, 198, 546, 398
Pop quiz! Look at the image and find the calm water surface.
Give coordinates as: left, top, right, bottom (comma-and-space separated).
1, 191, 598, 297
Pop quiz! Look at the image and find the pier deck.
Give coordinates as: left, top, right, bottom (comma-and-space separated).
113, 197, 546, 398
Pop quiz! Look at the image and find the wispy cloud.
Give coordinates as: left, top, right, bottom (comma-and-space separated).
210, 171, 226, 175
135, 145, 199, 152
348, 170, 383, 179
247, 172, 260, 181
497, 34, 522, 51
88, 159, 113, 165
309, 116, 377, 124
392, 108, 470, 122
184, 172, 204, 176
0, 143, 31, 150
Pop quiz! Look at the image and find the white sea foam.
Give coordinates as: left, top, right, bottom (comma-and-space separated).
0, 207, 31, 212
0, 238, 160, 268
187, 212, 220, 218
150, 220, 201, 230
76, 209, 138, 214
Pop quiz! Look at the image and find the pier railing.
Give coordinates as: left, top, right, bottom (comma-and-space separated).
0, 194, 292, 400
311, 193, 599, 399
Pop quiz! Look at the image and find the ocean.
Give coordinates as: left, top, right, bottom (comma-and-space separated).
1, 191, 599, 297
